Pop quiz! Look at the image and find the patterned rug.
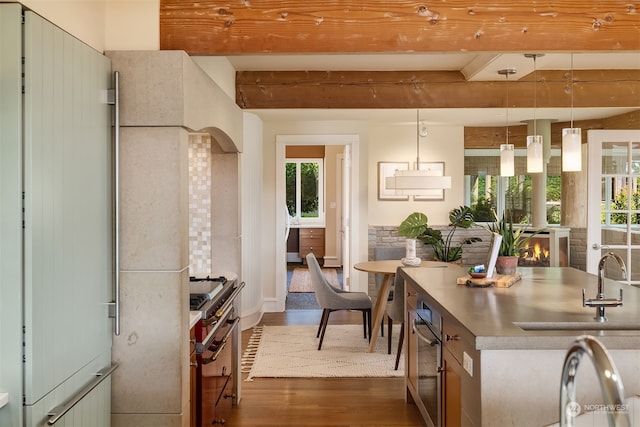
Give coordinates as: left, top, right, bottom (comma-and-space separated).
242, 325, 403, 379
288, 267, 341, 292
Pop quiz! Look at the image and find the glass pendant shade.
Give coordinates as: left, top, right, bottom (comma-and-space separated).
562, 128, 582, 171
527, 135, 544, 173
500, 144, 515, 176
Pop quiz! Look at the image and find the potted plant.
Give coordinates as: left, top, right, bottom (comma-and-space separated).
398, 206, 481, 263
486, 211, 540, 275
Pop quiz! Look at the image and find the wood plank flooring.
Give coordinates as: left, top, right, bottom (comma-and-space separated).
225, 310, 425, 426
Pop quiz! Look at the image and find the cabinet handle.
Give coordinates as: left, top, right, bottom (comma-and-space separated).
445, 334, 460, 341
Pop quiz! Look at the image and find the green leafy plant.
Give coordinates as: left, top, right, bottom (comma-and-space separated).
398, 206, 481, 262
486, 211, 541, 257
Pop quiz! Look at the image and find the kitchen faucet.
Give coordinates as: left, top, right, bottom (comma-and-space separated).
582, 252, 626, 322
559, 335, 630, 427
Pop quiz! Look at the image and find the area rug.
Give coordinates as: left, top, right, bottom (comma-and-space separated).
288, 267, 341, 292
243, 324, 404, 380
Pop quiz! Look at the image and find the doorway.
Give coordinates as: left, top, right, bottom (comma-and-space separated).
275, 134, 361, 312
587, 129, 640, 284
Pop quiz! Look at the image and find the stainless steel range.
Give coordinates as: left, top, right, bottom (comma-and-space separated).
189, 274, 244, 426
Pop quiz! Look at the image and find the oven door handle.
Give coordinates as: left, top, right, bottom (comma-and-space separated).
412, 319, 440, 346
197, 303, 234, 353
215, 281, 245, 319
202, 317, 240, 365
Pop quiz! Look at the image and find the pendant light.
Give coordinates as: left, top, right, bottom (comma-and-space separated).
385, 109, 452, 195
525, 53, 544, 173
562, 53, 582, 171
499, 68, 517, 177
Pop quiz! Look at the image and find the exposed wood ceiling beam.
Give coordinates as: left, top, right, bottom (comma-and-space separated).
236, 70, 640, 109
160, 1, 640, 54
465, 110, 640, 148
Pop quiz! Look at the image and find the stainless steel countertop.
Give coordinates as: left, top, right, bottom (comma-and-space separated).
400, 265, 640, 350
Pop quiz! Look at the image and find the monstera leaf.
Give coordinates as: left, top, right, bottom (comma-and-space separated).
397, 212, 429, 239
397, 207, 481, 263
449, 205, 475, 228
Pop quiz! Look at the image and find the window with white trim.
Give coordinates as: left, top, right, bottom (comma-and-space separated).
285, 158, 324, 225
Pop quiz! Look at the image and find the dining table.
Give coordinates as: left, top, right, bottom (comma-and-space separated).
353, 259, 405, 353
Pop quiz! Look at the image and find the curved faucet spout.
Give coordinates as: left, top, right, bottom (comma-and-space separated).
597, 252, 627, 298
583, 252, 626, 322
560, 335, 630, 427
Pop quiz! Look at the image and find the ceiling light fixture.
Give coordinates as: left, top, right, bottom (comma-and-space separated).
562, 53, 582, 172
525, 53, 544, 173
385, 109, 452, 195
498, 68, 517, 177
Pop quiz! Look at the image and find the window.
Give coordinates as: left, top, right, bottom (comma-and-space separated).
286, 159, 324, 224
465, 150, 562, 225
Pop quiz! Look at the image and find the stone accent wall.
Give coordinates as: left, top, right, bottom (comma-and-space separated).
569, 227, 587, 271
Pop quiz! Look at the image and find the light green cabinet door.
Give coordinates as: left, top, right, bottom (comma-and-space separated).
0, 4, 26, 427
1, 6, 114, 427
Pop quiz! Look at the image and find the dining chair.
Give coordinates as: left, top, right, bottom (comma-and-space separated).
306, 253, 372, 350
373, 246, 406, 298
374, 246, 405, 337
386, 267, 405, 370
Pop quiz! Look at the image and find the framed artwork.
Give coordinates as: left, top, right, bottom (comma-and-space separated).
378, 162, 409, 200
413, 162, 445, 201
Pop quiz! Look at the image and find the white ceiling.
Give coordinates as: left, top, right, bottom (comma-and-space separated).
229, 52, 640, 126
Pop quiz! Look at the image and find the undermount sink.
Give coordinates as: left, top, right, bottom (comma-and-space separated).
514, 321, 640, 331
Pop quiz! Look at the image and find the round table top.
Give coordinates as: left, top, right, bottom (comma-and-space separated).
353, 260, 404, 275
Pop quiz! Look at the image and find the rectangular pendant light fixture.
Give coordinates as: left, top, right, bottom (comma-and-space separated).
385, 109, 452, 195
525, 53, 544, 174
498, 68, 516, 177
562, 54, 582, 172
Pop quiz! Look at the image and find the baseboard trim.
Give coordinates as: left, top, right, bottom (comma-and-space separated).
323, 256, 341, 268
262, 297, 282, 313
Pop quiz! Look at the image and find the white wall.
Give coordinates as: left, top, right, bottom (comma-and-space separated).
192, 56, 237, 101
9, 0, 159, 52
368, 121, 465, 226
106, 0, 159, 51
241, 113, 265, 328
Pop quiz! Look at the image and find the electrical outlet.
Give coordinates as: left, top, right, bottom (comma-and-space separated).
463, 351, 473, 376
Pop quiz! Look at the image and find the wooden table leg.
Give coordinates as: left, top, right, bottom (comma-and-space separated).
368, 274, 393, 352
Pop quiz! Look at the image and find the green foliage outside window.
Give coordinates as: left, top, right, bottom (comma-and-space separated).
469, 174, 562, 225
300, 162, 319, 217
608, 185, 640, 224
286, 161, 320, 218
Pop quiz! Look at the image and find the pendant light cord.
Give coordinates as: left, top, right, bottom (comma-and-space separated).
505, 73, 510, 145
570, 53, 574, 128
416, 109, 420, 170
533, 55, 537, 136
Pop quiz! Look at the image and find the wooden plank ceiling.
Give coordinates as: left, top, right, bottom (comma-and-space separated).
160, 1, 640, 54
160, 1, 640, 144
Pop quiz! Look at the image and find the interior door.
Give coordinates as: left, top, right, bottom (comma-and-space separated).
587, 130, 640, 285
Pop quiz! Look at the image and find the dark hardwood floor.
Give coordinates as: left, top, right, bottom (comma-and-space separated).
226, 310, 425, 427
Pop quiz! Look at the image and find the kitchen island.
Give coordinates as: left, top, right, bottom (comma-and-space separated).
400, 264, 640, 427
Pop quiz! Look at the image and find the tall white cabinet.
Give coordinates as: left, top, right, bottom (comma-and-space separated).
0, 4, 114, 426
